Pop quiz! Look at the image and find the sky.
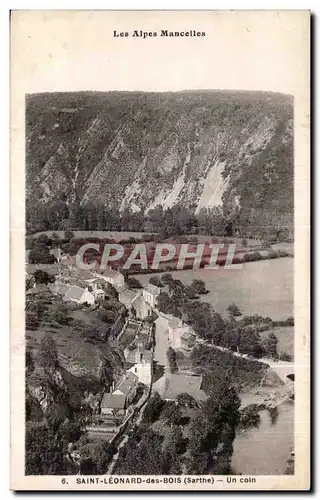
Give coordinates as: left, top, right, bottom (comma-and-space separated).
11, 10, 309, 96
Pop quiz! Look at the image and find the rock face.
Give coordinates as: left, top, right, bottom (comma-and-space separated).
26, 90, 293, 223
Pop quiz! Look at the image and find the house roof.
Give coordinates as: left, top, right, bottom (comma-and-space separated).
49, 283, 70, 296
92, 278, 107, 286
64, 285, 87, 300
101, 393, 126, 410
125, 346, 152, 365
102, 269, 123, 279
75, 270, 96, 281
162, 374, 206, 401
119, 289, 141, 307
115, 371, 139, 396
133, 295, 152, 310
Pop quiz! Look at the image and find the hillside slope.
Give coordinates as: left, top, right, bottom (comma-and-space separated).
26, 90, 293, 229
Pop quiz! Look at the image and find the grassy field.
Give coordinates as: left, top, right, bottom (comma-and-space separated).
136, 257, 294, 321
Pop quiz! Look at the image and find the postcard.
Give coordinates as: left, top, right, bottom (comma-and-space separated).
10, 10, 310, 491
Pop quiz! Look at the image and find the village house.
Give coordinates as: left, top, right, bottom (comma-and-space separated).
100, 393, 126, 416
132, 294, 153, 320
180, 331, 197, 351
124, 344, 153, 385
119, 288, 142, 309
113, 371, 139, 401
95, 268, 125, 288
63, 285, 95, 305
161, 374, 206, 402
143, 283, 161, 308
92, 288, 106, 301
100, 371, 139, 415
168, 317, 196, 349
83, 277, 106, 301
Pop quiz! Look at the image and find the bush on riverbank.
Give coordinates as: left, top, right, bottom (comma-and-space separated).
190, 345, 268, 389
239, 405, 261, 429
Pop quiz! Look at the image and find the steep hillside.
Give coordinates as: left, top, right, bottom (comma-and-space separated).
26, 90, 293, 231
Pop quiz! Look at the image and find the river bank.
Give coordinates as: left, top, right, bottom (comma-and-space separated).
232, 383, 294, 475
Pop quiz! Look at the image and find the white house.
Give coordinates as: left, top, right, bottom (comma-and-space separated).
143, 283, 161, 308
95, 269, 124, 288
132, 294, 153, 320
100, 393, 126, 415
100, 372, 139, 415
92, 288, 106, 301
119, 289, 142, 309
168, 317, 194, 349
84, 277, 106, 301
126, 345, 153, 385
63, 285, 95, 305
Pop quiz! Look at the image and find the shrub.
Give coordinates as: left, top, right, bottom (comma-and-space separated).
167, 347, 178, 374
239, 405, 261, 428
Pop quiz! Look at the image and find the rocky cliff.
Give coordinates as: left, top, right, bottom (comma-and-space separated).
26, 90, 293, 225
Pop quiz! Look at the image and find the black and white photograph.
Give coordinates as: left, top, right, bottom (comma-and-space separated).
10, 10, 310, 491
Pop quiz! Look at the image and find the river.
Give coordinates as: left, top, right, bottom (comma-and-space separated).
136, 257, 293, 320
232, 399, 294, 475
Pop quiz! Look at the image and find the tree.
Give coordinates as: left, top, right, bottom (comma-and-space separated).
185, 375, 241, 475
161, 273, 173, 285
279, 352, 292, 362
149, 276, 163, 288
161, 427, 184, 473
36, 234, 51, 246
57, 418, 83, 446
51, 232, 60, 241
227, 303, 242, 319
29, 245, 56, 264
127, 277, 142, 289
185, 285, 198, 300
167, 347, 178, 373
250, 342, 264, 358
102, 282, 119, 300
191, 279, 207, 295
262, 332, 279, 359
177, 392, 197, 408
91, 442, 116, 474
25, 421, 67, 475
25, 310, 40, 330
38, 334, 58, 371
142, 393, 165, 423
239, 405, 260, 428
45, 302, 71, 326
115, 430, 164, 475
64, 230, 74, 240
33, 270, 55, 285
161, 403, 183, 427
157, 292, 173, 315
268, 406, 279, 425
